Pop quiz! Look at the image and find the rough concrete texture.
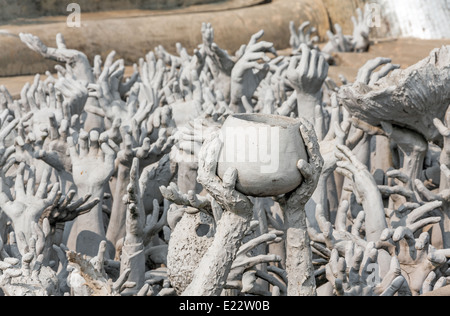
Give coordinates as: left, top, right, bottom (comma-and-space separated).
167, 211, 214, 295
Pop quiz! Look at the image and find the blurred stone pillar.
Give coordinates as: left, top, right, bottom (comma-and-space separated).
320, 0, 368, 35
376, 0, 450, 39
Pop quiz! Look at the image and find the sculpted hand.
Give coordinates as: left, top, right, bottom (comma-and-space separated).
68, 130, 115, 192
286, 44, 328, 121
197, 132, 253, 215
325, 245, 408, 296
377, 230, 450, 295
0, 163, 60, 256
19, 33, 94, 83
335, 144, 388, 242
351, 5, 371, 53
289, 21, 319, 52
230, 30, 272, 113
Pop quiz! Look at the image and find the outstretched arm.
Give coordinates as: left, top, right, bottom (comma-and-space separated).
120, 157, 146, 295
20, 33, 94, 84
229, 30, 272, 113
286, 44, 329, 122
183, 132, 253, 296
66, 131, 116, 257
282, 118, 323, 296
335, 145, 388, 242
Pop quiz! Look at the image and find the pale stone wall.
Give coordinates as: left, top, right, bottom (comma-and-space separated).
0, 0, 331, 77
376, 0, 450, 39
0, 0, 220, 22
322, 0, 450, 39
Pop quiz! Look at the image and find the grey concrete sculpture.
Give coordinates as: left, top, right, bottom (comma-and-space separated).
0, 9, 448, 297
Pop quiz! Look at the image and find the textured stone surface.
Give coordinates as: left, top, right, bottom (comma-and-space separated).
338, 45, 450, 141
167, 212, 214, 295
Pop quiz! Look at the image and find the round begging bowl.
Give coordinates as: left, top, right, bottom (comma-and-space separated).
217, 113, 308, 197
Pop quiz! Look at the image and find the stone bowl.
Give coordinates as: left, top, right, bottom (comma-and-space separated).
217, 113, 307, 197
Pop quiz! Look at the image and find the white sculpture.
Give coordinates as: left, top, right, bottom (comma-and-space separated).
0, 8, 447, 297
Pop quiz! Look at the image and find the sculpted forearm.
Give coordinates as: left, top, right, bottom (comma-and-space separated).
285, 208, 316, 296
106, 164, 131, 246
182, 210, 252, 296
